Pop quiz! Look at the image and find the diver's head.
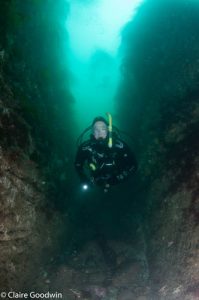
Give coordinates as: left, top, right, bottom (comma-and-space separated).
92, 117, 108, 140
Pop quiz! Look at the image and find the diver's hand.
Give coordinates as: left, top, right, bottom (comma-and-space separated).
116, 171, 128, 181
90, 176, 95, 185
104, 183, 110, 193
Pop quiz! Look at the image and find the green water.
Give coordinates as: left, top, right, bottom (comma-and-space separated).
66, 0, 143, 134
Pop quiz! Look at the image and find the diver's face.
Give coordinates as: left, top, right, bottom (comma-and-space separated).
93, 121, 108, 140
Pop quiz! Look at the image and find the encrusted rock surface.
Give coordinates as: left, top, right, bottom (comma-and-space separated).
0, 63, 67, 291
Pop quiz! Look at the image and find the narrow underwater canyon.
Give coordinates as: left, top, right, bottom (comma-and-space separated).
0, 0, 199, 299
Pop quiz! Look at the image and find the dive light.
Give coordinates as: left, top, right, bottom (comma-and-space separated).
82, 184, 88, 190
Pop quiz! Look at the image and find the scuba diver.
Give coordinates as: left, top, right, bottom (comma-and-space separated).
75, 113, 138, 192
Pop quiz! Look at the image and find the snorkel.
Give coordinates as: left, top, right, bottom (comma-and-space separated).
106, 112, 112, 148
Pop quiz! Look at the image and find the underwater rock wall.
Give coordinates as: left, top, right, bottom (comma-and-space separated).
0, 0, 72, 290
119, 0, 199, 298
0, 67, 68, 291
0, 0, 75, 209
144, 94, 199, 299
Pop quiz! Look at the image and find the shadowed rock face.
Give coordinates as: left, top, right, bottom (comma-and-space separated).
0, 52, 65, 291
0, 115, 66, 291
0, 148, 42, 290
117, 0, 199, 299
0, 1, 70, 290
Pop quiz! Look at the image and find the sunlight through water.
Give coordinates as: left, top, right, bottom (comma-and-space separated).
67, 0, 143, 131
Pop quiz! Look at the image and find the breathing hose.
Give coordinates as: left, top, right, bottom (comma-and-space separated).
106, 112, 112, 148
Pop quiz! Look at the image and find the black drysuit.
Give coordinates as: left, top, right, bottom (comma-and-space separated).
75, 136, 137, 187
